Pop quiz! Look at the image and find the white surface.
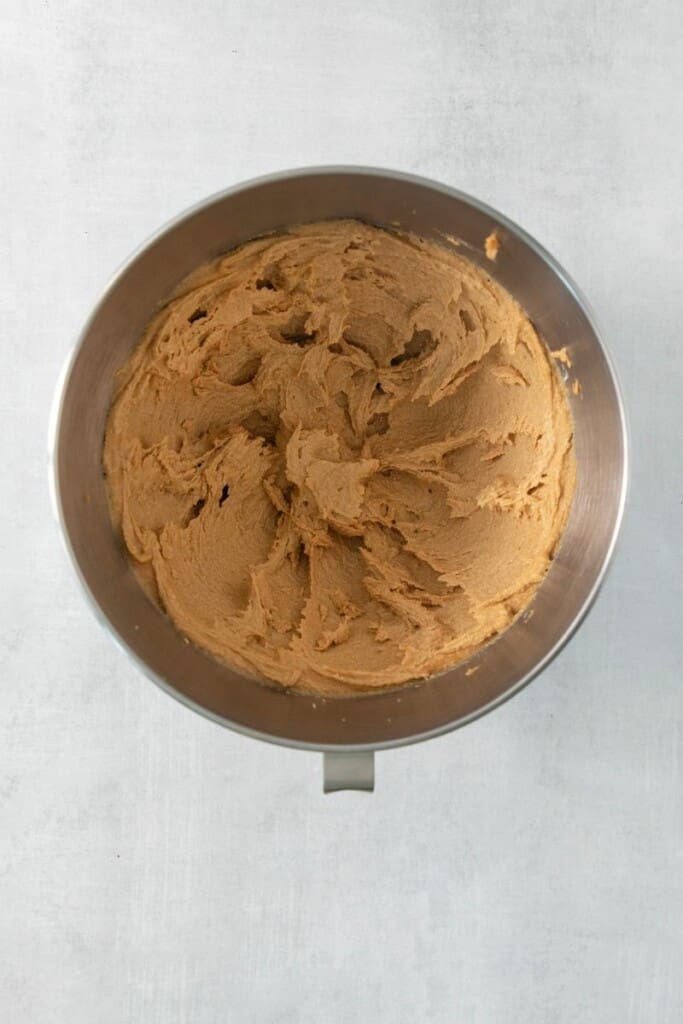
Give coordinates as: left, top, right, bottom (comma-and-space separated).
2, 1, 682, 1021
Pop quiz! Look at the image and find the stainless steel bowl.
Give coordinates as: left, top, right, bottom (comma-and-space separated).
50, 167, 627, 791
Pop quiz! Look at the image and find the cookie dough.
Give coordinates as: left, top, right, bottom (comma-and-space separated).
104, 220, 575, 695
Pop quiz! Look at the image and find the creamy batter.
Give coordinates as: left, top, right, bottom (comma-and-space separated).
104, 220, 575, 695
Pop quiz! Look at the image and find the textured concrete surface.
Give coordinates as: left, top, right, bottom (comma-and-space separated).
2, 1, 682, 1021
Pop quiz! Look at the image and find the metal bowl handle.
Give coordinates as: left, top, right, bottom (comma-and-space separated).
323, 751, 375, 793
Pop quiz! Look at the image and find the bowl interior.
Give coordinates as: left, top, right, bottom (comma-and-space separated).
53, 169, 626, 749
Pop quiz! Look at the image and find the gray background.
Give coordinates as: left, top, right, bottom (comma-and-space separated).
2, 1, 681, 1021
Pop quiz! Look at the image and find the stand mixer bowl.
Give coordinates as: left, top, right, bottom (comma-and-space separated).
50, 167, 627, 790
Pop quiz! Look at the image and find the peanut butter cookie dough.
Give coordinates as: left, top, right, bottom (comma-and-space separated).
104, 221, 575, 695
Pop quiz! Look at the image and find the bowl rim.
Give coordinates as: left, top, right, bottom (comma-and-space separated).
49, 164, 629, 752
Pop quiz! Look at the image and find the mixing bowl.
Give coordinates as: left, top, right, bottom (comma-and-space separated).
50, 167, 627, 791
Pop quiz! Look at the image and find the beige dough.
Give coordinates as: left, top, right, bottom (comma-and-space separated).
104, 220, 575, 696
